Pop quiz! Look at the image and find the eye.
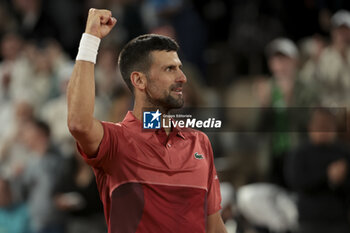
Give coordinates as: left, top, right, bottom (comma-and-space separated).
165, 66, 176, 72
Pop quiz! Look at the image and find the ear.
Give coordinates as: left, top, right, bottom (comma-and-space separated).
130, 71, 147, 91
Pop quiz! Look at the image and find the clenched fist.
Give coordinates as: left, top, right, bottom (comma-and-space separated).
85, 8, 117, 39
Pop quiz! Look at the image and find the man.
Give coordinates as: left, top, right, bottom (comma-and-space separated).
67, 8, 226, 233
0, 177, 32, 233
285, 109, 350, 233
258, 38, 317, 188
257, 38, 300, 188
315, 10, 350, 107
20, 119, 66, 233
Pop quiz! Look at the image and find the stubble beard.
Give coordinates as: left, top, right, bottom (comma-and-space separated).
145, 86, 184, 112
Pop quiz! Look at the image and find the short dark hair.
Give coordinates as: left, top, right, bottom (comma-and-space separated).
118, 34, 179, 92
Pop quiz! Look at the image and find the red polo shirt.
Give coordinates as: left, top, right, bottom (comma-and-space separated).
78, 111, 222, 233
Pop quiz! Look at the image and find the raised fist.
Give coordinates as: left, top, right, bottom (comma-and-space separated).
85, 8, 117, 39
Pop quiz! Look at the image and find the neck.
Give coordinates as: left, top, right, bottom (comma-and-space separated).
133, 96, 170, 120
133, 99, 172, 136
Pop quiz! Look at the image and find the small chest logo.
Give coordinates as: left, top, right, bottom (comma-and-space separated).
194, 152, 204, 160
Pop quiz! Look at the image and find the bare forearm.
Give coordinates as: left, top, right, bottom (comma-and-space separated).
67, 60, 95, 132
207, 212, 228, 233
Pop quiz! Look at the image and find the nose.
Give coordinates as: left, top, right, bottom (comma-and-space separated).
176, 70, 187, 83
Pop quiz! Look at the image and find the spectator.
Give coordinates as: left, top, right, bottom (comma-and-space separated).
285, 108, 350, 233
146, 0, 208, 77
298, 35, 327, 89
18, 119, 66, 233
260, 37, 316, 108
0, 32, 24, 102
0, 177, 32, 233
54, 150, 106, 233
10, 0, 60, 43
24, 41, 60, 107
0, 99, 34, 181
316, 10, 350, 107
257, 38, 303, 187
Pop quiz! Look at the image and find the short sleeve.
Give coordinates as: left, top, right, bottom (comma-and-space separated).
205, 136, 222, 215
77, 121, 119, 173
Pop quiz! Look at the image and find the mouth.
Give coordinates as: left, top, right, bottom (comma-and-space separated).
171, 87, 183, 95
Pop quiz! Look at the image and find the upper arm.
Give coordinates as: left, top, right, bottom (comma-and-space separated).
67, 60, 104, 157
207, 211, 227, 233
69, 118, 104, 157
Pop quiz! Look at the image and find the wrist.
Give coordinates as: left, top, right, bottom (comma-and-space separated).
84, 28, 101, 39
76, 33, 101, 64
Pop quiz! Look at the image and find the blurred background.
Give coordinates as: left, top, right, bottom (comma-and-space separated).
1, 0, 350, 233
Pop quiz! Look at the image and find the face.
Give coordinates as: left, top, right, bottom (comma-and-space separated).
144, 50, 187, 110
308, 111, 337, 144
1, 34, 22, 61
268, 54, 297, 79
21, 122, 39, 149
332, 26, 350, 44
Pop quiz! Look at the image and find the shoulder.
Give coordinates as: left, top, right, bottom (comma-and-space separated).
101, 121, 123, 128
99, 120, 138, 145
101, 121, 125, 134
182, 128, 210, 141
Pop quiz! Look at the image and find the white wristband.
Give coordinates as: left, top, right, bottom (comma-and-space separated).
76, 33, 101, 64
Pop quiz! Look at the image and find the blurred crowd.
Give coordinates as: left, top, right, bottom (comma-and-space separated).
1, 0, 350, 233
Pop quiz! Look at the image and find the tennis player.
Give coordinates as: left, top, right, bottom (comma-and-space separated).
67, 8, 227, 233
